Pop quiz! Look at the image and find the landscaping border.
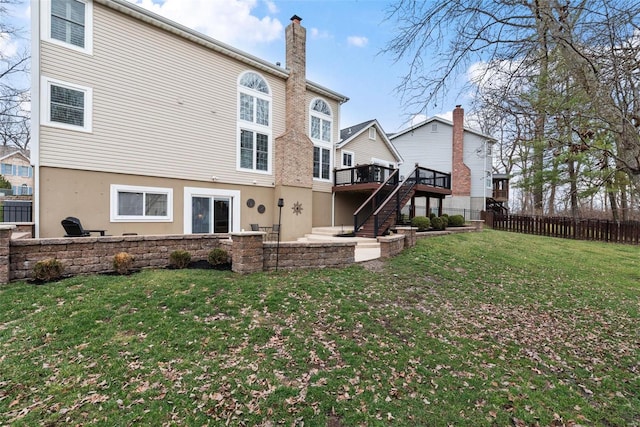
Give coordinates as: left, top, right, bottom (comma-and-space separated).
0, 222, 483, 283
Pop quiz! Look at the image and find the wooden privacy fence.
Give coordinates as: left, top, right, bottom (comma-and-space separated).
487, 213, 640, 245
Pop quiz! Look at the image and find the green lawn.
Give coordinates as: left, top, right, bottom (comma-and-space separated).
1, 230, 638, 426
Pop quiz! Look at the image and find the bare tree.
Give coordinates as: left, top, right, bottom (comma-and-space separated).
0, 0, 30, 151
383, 0, 640, 219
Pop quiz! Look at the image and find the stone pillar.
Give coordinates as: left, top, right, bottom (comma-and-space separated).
0, 225, 15, 283
395, 226, 417, 248
230, 232, 264, 274
470, 220, 484, 231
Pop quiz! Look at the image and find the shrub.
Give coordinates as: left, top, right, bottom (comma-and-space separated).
0, 175, 11, 190
448, 214, 466, 227
431, 216, 447, 231
440, 215, 449, 227
411, 216, 431, 231
429, 212, 436, 220
113, 252, 134, 275
33, 258, 64, 282
169, 250, 191, 269
208, 248, 229, 266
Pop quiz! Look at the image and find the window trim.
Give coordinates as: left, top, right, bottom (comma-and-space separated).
341, 150, 354, 168
309, 98, 333, 182
313, 146, 332, 181
368, 127, 377, 140
237, 71, 272, 174
183, 187, 241, 234
110, 184, 173, 222
42, 0, 93, 55
41, 76, 93, 132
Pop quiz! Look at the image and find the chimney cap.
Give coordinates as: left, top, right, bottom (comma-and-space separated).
290, 15, 302, 23
455, 104, 462, 108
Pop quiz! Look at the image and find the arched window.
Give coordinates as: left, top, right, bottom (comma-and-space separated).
238, 71, 271, 172
310, 98, 332, 180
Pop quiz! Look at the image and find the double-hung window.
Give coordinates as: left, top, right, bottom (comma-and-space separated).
238, 71, 271, 173
42, 77, 92, 132
44, 0, 93, 54
310, 98, 333, 180
110, 184, 173, 222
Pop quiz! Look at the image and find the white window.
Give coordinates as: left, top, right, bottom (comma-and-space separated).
13, 185, 33, 196
368, 127, 377, 140
42, 0, 93, 54
237, 71, 272, 173
342, 151, 354, 168
314, 147, 331, 180
110, 184, 173, 222
41, 77, 92, 132
184, 187, 241, 234
310, 98, 333, 180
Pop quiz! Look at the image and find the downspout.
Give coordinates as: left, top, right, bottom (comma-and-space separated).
483, 140, 487, 212
331, 191, 335, 227
30, 0, 41, 238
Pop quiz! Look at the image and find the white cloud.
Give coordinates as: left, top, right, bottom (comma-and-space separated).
264, 0, 278, 14
0, 33, 19, 59
347, 36, 368, 48
435, 111, 453, 122
410, 114, 427, 126
130, 0, 283, 45
310, 28, 331, 40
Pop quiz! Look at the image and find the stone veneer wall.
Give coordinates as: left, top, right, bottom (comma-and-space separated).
0, 225, 483, 283
263, 241, 355, 271
8, 233, 230, 281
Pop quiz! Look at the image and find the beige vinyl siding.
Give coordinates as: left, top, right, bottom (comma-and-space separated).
39, 3, 285, 188
342, 128, 398, 167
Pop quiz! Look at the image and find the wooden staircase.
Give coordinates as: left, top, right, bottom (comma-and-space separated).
354, 170, 417, 238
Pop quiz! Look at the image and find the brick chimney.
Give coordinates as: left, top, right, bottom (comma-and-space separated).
273, 15, 314, 241
274, 15, 313, 188
284, 15, 306, 135
452, 105, 471, 196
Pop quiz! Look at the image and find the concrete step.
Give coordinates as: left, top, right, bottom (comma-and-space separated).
298, 234, 380, 248
310, 226, 354, 236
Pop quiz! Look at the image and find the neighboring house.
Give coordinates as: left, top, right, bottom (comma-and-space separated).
0, 148, 33, 196
32, 0, 348, 239
390, 106, 497, 215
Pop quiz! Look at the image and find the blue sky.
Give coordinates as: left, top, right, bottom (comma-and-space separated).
8, 0, 472, 133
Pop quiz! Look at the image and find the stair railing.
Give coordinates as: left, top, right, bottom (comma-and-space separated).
353, 169, 400, 234
372, 167, 420, 236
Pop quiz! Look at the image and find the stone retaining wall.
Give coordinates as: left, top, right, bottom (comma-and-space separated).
8, 232, 229, 281
263, 241, 355, 271
0, 223, 483, 283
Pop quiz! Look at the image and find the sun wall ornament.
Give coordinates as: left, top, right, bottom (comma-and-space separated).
291, 201, 303, 216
